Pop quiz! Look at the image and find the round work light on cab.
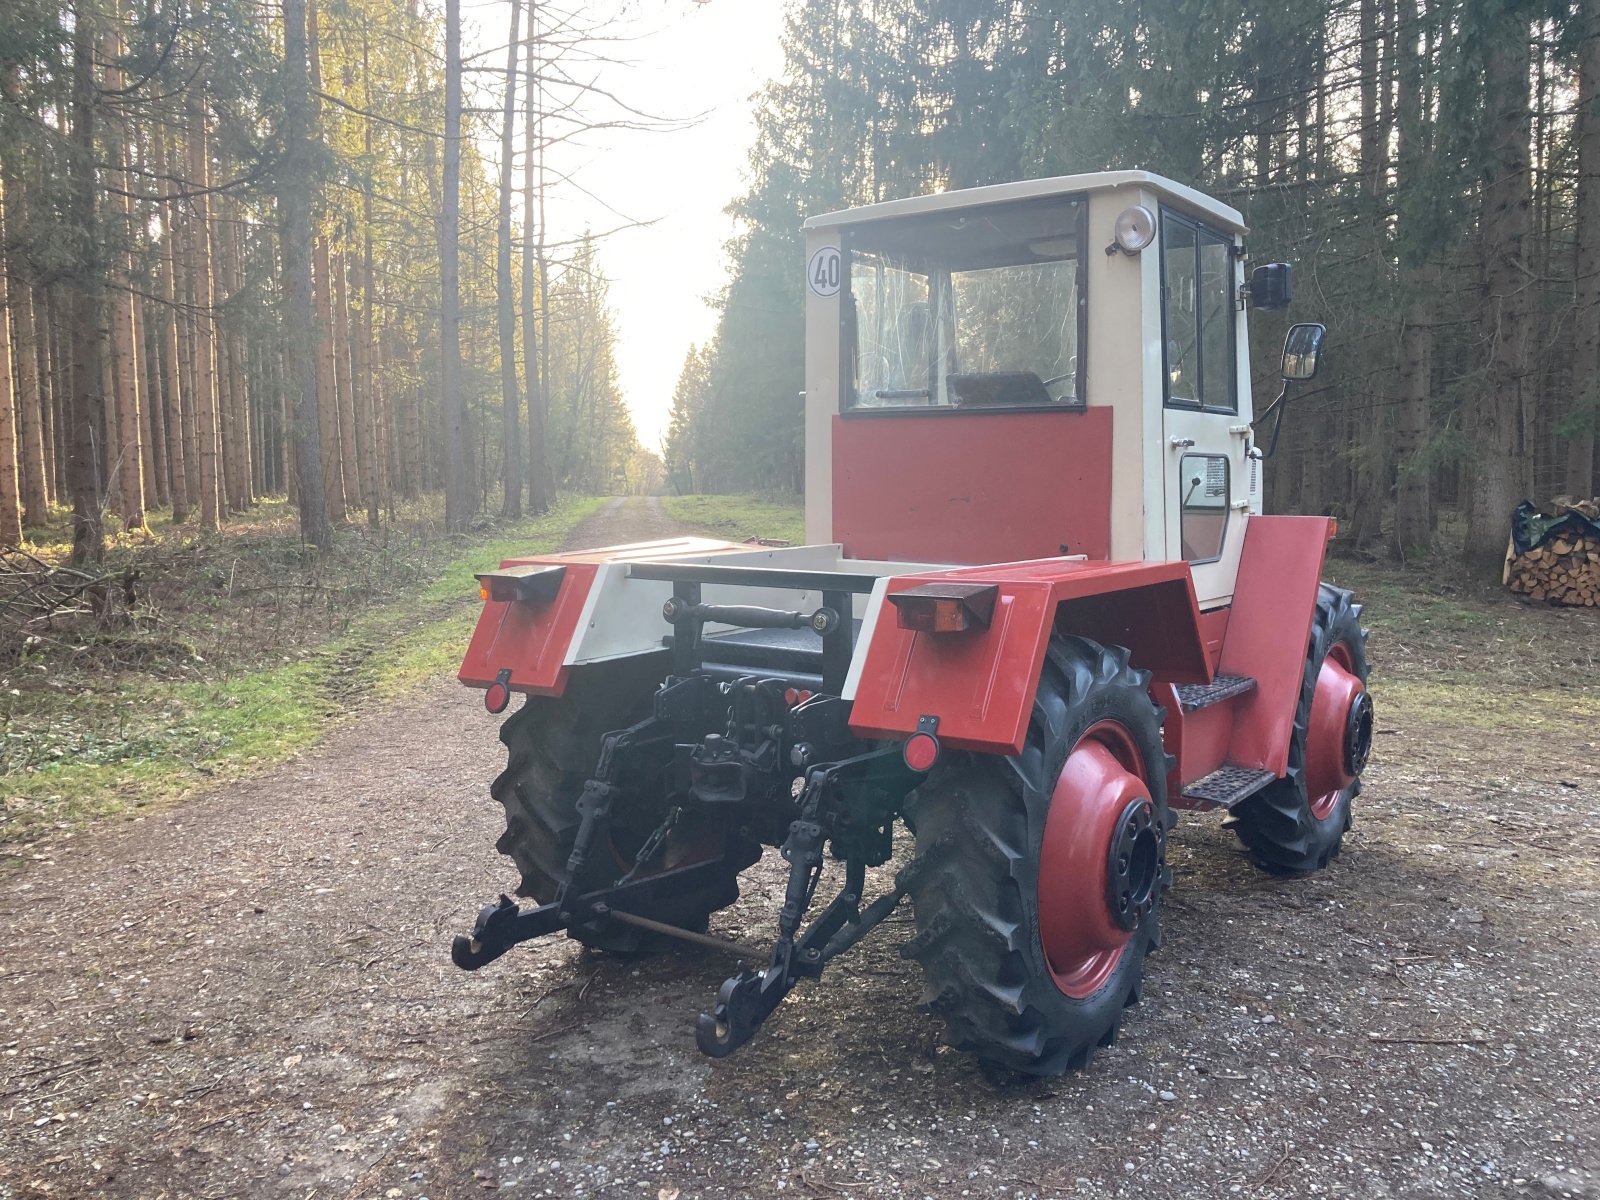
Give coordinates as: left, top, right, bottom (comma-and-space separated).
1112, 204, 1157, 254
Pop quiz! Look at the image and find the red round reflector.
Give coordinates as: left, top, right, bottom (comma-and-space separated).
903, 731, 940, 773
484, 681, 511, 714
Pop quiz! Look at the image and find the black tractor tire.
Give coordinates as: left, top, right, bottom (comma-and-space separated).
898, 636, 1172, 1077
491, 654, 757, 953
1224, 583, 1370, 874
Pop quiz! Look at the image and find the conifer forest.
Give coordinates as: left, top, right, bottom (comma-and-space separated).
2, 0, 1598, 570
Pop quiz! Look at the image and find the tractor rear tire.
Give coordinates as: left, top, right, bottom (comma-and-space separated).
898, 636, 1172, 1076
491, 655, 756, 954
1224, 583, 1370, 874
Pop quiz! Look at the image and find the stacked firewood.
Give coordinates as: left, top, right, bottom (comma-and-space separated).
1506, 499, 1600, 606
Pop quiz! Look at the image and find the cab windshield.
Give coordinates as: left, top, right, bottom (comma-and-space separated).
843, 196, 1085, 411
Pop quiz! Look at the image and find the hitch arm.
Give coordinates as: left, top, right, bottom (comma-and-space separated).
696, 746, 914, 1058
696, 859, 875, 1057
450, 854, 739, 971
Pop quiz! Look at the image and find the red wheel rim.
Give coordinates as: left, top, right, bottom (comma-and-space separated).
1304, 642, 1365, 820
1037, 721, 1159, 999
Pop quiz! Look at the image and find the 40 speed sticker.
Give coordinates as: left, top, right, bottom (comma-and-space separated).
807, 245, 841, 297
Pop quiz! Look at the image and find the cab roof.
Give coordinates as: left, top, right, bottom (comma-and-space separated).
802, 170, 1247, 236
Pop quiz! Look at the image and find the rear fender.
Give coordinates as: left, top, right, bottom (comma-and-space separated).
458, 536, 833, 697
846, 558, 1210, 755
459, 559, 600, 696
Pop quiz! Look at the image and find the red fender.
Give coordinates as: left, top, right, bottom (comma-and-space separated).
1214, 515, 1334, 776
847, 558, 1210, 755
458, 559, 599, 696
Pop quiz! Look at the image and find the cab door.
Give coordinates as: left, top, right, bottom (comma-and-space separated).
1158, 210, 1249, 606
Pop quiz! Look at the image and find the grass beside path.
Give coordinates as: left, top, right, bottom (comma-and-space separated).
0, 497, 606, 852
660, 494, 805, 546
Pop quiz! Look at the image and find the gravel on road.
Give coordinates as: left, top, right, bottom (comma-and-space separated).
2, 497, 1597, 1200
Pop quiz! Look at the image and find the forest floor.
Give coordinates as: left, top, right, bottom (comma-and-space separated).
1, 496, 1598, 1200
0, 496, 607, 847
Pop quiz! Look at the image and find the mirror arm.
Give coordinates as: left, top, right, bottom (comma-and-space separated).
1252, 381, 1292, 460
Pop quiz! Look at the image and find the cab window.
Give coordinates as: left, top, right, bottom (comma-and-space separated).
1179, 453, 1230, 562
1161, 211, 1236, 412
843, 197, 1086, 411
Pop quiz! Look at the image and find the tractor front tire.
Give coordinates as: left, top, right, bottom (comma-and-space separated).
490, 656, 756, 953
1225, 583, 1371, 874
899, 636, 1172, 1076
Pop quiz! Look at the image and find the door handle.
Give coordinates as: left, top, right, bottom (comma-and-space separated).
1168, 436, 1196, 449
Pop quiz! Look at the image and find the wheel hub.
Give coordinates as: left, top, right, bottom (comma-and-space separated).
1304, 644, 1368, 820
1344, 690, 1374, 776
1037, 721, 1163, 999
1105, 798, 1160, 933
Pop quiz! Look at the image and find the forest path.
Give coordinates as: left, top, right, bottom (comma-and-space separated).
2, 494, 1598, 1199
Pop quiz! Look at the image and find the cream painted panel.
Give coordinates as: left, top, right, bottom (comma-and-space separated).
1083, 187, 1154, 564
565, 543, 948, 666
804, 229, 841, 546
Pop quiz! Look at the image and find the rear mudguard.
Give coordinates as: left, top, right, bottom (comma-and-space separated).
458, 536, 754, 697
846, 558, 1209, 755
845, 516, 1336, 765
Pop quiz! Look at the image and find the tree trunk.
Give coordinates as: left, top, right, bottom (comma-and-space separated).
357, 32, 382, 527
1465, 16, 1533, 570
155, 121, 190, 523
280, 0, 329, 548
35, 286, 59, 505
176, 239, 202, 508
306, 0, 345, 526
68, 4, 105, 565
1570, 0, 1600, 498
0, 182, 23, 546
333, 249, 362, 517
13, 265, 50, 528
522, 13, 550, 514
352, 242, 379, 526
441, 0, 468, 529
312, 235, 346, 523
131, 123, 164, 510
217, 206, 247, 512
1391, 0, 1433, 555
144, 299, 170, 508
495, 0, 524, 519
4, 171, 51, 526
105, 28, 148, 533
188, 90, 222, 530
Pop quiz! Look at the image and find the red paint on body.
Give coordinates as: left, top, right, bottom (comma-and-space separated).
458, 559, 599, 696
849, 558, 1207, 754
1215, 515, 1333, 775
831, 409, 1113, 564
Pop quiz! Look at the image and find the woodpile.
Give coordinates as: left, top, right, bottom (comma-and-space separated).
1506, 497, 1600, 606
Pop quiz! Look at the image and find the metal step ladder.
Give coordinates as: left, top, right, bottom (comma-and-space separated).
1174, 673, 1256, 712
1182, 764, 1277, 808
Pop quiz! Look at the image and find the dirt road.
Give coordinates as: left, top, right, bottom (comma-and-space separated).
2, 496, 1597, 1199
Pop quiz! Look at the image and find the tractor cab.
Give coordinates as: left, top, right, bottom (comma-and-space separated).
802, 171, 1274, 608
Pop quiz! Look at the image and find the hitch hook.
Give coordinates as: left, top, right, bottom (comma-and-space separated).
451, 894, 520, 970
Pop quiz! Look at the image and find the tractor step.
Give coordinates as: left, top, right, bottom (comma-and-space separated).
1175, 674, 1256, 712
1182, 764, 1277, 808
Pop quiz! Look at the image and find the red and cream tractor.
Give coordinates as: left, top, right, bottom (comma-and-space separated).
452, 171, 1374, 1076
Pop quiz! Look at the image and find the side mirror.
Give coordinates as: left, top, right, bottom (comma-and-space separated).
1281, 322, 1326, 381
1249, 262, 1292, 310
